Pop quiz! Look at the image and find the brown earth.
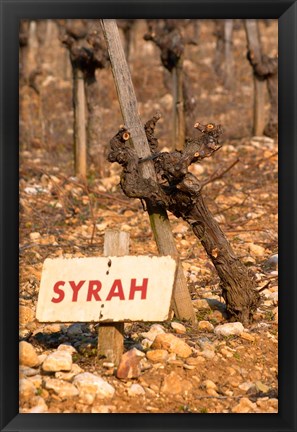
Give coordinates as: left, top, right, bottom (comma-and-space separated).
19, 19, 278, 414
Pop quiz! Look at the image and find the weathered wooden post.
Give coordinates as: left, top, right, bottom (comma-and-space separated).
172, 56, 186, 151
244, 19, 266, 136
100, 19, 196, 323
73, 67, 87, 179
97, 230, 129, 365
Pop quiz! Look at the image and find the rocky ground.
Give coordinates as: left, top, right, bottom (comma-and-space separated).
19, 19, 278, 413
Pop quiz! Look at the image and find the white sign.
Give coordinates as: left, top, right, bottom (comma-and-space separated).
36, 256, 176, 322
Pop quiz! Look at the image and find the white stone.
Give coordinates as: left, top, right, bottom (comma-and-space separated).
19, 378, 36, 399
57, 344, 77, 354
44, 378, 79, 398
55, 364, 83, 381
170, 322, 187, 334
127, 384, 145, 397
214, 322, 244, 337
42, 350, 72, 372
73, 372, 115, 405
141, 338, 153, 349
141, 324, 166, 341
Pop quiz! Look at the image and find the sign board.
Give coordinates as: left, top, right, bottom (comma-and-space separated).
36, 256, 176, 322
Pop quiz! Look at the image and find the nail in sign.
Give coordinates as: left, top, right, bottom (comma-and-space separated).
36, 256, 176, 322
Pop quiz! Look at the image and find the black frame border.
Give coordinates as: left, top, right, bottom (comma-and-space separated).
0, 0, 296, 431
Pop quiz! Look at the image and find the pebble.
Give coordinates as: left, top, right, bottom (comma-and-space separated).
141, 338, 153, 349
170, 322, 187, 334
73, 372, 115, 405
42, 324, 63, 334
151, 333, 192, 358
141, 324, 165, 342
238, 381, 255, 392
214, 322, 244, 337
183, 364, 196, 370
102, 362, 115, 369
262, 254, 278, 272
242, 256, 256, 266
127, 384, 146, 397
42, 350, 72, 372
240, 332, 255, 342
160, 371, 193, 395
167, 359, 184, 366
44, 378, 79, 398
255, 380, 270, 393
247, 243, 266, 257
198, 321, 214, 332
232, 397, 257, 413
19, 341, 40, 367
146, 349, 169, 363
201, 349, 216, 359
116, 348, 145, 379
29, 232, 41, 241
57, 344, 77, 354
202, 380, 218, 391
185, 356, 205, 366
192, 299, 210, 310
55, 366, 84, 384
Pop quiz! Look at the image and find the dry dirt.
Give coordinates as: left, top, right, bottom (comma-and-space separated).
19, 19, 278, 414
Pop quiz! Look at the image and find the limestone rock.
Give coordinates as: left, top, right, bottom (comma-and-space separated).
57, 344, 77, 354
127, 383, 146, 397
146, 349, 169, 363
19, 378, 36, 400
170, 322, 187, 334
45, 378, 79, 398
42, 350, 72, 372
151, 333, 192, 358
73, 372, 115, 405
141, 324, 165, 342
214, 322, 244, 337
19, 341, 40, 367
116, 348, 145, 379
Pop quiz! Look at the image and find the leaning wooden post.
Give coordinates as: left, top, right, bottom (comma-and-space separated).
244, 19, 266, 136
73, 67, 87, 179
100, 19, 196, 323
97, 230, 129, 365
172, 56, 186, 151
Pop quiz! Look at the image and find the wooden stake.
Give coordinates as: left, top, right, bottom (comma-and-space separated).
172, 57, 186, 151
100, 19, 196, 323
97, 230, 129, 365
244, 20, 266, 136
224, 19, 234, 90
73, 67, 87, 179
